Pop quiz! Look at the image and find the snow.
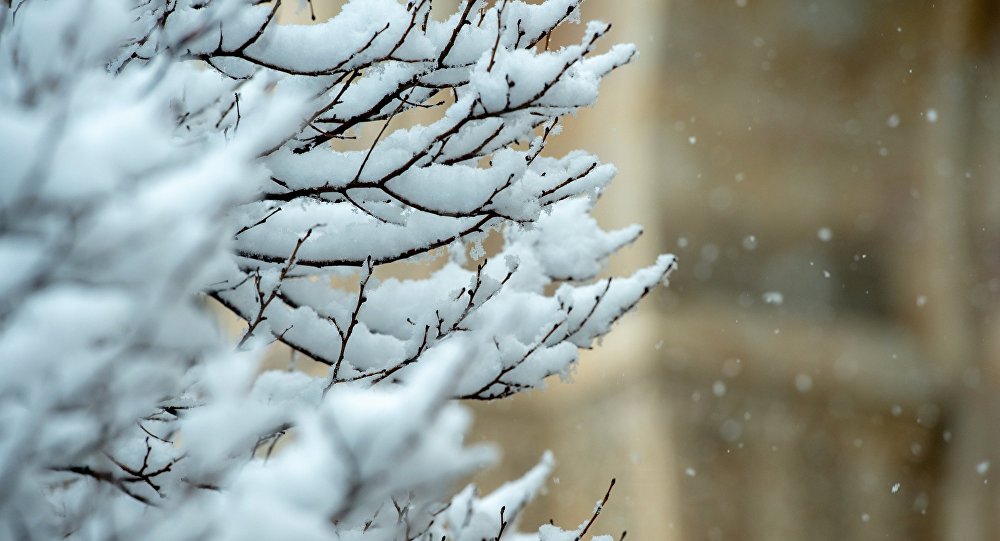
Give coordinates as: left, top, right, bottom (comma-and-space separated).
1, 1, 669, 539
762, 291, 784, 305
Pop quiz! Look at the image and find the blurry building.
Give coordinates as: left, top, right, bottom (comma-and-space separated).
472, 1, 1000, 540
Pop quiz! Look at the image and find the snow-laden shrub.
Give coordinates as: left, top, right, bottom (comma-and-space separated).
0, 1, 676, 539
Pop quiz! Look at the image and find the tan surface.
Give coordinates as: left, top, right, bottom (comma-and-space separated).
473, 0, 1000, 539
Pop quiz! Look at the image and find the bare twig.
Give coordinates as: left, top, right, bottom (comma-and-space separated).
575, 479, 616, 541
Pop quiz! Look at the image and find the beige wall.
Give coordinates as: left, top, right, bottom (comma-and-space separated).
474, 1, 1000, 539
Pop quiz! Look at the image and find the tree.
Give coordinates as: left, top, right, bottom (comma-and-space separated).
0, 1, 675, 539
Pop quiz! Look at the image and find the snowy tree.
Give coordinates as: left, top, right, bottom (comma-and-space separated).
0, 1, 676, 539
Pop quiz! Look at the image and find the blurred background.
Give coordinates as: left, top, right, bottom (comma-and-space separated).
280, 1, 1000, 539
467, 1, 1000, 540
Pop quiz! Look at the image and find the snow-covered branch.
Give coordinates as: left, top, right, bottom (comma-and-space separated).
0, 1, 675, 539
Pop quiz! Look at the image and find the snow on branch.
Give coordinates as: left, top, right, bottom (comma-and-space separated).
0, 1, 675, 539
